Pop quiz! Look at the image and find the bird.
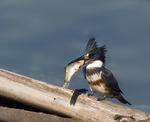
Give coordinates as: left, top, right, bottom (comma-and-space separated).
72, 37, 131, 105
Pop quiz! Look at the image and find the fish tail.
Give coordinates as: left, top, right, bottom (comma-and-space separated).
63, 81, 70, 88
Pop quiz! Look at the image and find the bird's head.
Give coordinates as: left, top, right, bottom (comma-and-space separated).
67, 37, 106, 67
83, 37, 107, 65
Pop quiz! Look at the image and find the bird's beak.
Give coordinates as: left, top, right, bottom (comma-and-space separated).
68, 56, 86, 65
68, 55, 91, 65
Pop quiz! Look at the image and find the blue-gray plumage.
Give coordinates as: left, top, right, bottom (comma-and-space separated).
101, 68, 123, 94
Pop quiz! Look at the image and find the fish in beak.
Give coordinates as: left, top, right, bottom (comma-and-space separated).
63, 56, 85, 88
63, 37, 99, 88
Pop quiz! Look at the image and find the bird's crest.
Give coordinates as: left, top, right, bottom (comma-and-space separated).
84, 37, 98, 55
97, 45, 107, 64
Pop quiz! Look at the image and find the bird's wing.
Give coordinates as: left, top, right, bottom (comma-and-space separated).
83, 66, 87, 80
101, 68, 123, 94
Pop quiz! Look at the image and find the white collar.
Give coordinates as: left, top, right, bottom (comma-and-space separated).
86, 60, 103, 69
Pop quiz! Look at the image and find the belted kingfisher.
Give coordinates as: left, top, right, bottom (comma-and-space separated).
72, 37, 131, 105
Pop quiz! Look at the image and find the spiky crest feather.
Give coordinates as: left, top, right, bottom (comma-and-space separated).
84, 37, 98, 56
97, 45, 107, 64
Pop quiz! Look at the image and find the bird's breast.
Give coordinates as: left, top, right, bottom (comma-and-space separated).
86, 73, 112, 93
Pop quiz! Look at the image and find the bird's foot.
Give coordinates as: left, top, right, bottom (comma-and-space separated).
88, 92, 94, 97
102, 95, 106, 100
97, 95, 106, 101
97, 98, 101, 101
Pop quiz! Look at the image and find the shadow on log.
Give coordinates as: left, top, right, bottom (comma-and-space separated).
0, 68, 150, 122
70, 89, 88, 105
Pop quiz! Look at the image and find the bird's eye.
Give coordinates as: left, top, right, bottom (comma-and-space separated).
89, 53, 94, 57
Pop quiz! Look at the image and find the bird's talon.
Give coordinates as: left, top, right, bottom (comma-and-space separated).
88, 92, 94, 97
97, 98, 101, 101
102, 95, 106, 100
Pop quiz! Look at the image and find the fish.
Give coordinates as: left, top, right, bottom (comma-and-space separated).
63, 58, 84, 88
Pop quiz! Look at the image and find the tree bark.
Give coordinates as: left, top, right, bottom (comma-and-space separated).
0, 68, 149, 122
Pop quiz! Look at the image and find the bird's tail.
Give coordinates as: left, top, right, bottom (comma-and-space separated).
117, 95, 132, 105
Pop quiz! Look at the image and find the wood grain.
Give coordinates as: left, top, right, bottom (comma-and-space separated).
0, 68, 149, 122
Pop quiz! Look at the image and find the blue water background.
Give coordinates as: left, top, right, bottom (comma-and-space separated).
0, 1, 150, 112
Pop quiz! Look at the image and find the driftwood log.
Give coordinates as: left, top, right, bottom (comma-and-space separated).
0, 68, 149, 122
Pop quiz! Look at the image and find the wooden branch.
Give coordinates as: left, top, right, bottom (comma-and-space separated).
0, 68, 149, 122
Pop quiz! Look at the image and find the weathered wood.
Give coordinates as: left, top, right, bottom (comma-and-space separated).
0, 68, 149, 122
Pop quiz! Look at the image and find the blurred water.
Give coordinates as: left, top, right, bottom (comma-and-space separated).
0, 0, 150, 113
